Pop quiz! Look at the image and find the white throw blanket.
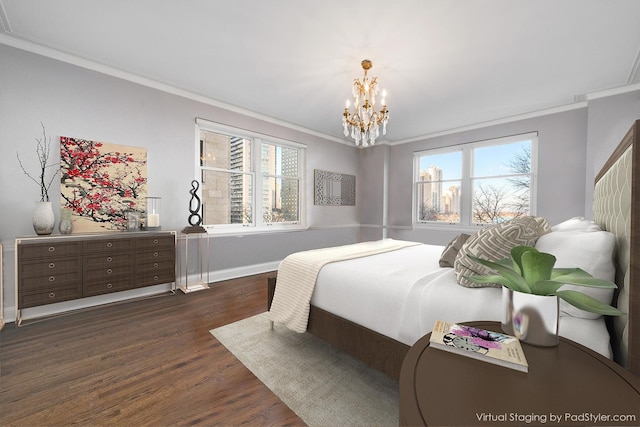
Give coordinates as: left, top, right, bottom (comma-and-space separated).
268, 239, 421, 332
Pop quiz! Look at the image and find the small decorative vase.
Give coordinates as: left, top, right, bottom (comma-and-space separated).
59, 207, 73, 235
33, 201, 55, 235
501, 287, 559, 347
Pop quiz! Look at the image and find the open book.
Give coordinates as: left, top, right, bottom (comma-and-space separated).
429, 320, 529, 373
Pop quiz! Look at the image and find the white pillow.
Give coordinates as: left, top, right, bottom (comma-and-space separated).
534, 231, 615, 319
551, 216, 602, 232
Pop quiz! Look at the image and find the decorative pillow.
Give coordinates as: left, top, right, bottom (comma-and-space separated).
551, 216, 602, 232
439, 234, 470, 267
454, 216, 551, 288
534, 230, 616, 319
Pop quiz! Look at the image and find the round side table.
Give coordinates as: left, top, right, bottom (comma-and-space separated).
400, 321, 640, 426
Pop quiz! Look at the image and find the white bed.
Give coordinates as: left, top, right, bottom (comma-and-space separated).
311, 243, 613, 358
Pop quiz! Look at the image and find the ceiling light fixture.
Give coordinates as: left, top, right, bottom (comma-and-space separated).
342, 59, 389, 147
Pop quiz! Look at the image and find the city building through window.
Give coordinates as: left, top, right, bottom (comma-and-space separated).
196, 119, 305, 233
414, 132, 537, 227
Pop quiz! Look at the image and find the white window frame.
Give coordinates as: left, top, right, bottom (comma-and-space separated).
413, 132, 538, 232
196, 118, 306, 235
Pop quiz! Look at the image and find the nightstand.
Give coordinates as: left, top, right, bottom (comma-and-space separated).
400, 321, 640, 426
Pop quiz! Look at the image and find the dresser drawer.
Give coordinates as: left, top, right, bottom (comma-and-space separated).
84, 253, 132, 269
136, 258, 175, 275
84, 263, 133, 281
19, 258, 82, 279
20, 271, 82, 292
136, 248, 175, 263
83, 277, 133, 297
19, 241, 82, 260
84, 238, 133, 253
134, 270, 175, 288
136, 236, 175, 250
19, 285, 83, 308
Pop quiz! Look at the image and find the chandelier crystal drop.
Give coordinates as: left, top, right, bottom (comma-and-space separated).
342, 59, 389, 147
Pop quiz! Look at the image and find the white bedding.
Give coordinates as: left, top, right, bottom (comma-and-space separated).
310, 243, 613, 358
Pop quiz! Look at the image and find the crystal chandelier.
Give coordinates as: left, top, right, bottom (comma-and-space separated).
342, 59, 389, 147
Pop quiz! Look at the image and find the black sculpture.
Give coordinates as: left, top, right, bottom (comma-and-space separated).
182, 180, 206, 233
188, 180, 202, 226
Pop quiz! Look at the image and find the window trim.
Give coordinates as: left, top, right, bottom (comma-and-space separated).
195, 118, 306, 235
413, 132, 538, 230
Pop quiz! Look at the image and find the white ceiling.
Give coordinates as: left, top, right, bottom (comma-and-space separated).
2, 0, 640, 144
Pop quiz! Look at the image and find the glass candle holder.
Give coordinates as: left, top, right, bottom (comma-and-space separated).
59, 207, 73, 235
145, 197, 161, 230
125, 210, 140, 231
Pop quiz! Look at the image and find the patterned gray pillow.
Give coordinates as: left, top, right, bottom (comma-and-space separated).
454, 216, 551, 287
439, 233, 470, 267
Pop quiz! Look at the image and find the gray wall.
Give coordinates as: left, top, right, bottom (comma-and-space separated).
0, 45, 359, 320
357, 144, 388, 241
382, 108, 590, 245
585, 90, 640, 216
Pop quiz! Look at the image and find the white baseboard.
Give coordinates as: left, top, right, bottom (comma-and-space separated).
208, 261, 280, 283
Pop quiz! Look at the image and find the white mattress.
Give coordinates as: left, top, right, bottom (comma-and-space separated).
310, 243, 612, 358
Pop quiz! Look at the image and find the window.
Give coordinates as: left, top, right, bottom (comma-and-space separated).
261, 143, 300, 223
414, 132, 536, 227
197, 119, 305, 233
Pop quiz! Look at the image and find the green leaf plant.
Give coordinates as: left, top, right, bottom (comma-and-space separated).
464, 246, 625, 317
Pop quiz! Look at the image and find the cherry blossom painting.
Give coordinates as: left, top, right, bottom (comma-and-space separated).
60, 136, 147, 232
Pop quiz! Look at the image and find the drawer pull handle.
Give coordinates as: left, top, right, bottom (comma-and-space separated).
153, 239, 159, 244
153, 275, 159, 281
49, 262, 56, 269
153, 262, 159, 268
48, 246, 55, 252
153, 252, 159, 257
106, 268, 113, 274
106, 256, 113, 262
49, 276, 55, 282
49, 292, 56, 299
106, 242, 113, 248
106, 283, 113, 289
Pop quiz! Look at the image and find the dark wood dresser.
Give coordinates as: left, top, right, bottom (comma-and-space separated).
15, 231, 176, 324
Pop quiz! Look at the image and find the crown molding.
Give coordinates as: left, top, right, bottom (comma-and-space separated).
0, 32, 347, 145
389, 102, 588, 145
584, 82, 640, 101
0, 1, 11, 33
387, 81, 640, 146
627, 45, 640, 84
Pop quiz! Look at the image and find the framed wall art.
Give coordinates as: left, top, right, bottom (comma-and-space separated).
60, 136, 148, 233
314, 169, 356, 206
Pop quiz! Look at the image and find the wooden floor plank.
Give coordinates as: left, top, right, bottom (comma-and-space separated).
0, 272, 305, 426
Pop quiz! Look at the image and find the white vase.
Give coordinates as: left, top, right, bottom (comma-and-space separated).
33, 201, 55, 235
501, 287, 559, 347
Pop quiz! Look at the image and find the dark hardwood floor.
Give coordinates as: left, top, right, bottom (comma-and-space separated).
0, 272, 305, 426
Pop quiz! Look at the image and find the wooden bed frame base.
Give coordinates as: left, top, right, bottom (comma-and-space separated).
267, 277, 410, 380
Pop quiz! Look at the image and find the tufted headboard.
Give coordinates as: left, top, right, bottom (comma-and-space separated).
593, 120, 640, 376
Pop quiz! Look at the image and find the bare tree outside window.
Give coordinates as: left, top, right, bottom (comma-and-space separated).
472, 145, 532, 224
472, 183, 510, 223
506, 146, 531, 216
419, 203, 440, 221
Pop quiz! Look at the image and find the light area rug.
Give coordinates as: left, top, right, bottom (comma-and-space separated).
210, 312, 399, 427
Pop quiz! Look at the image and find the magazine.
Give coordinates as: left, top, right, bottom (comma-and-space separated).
429, 320, 529, 373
